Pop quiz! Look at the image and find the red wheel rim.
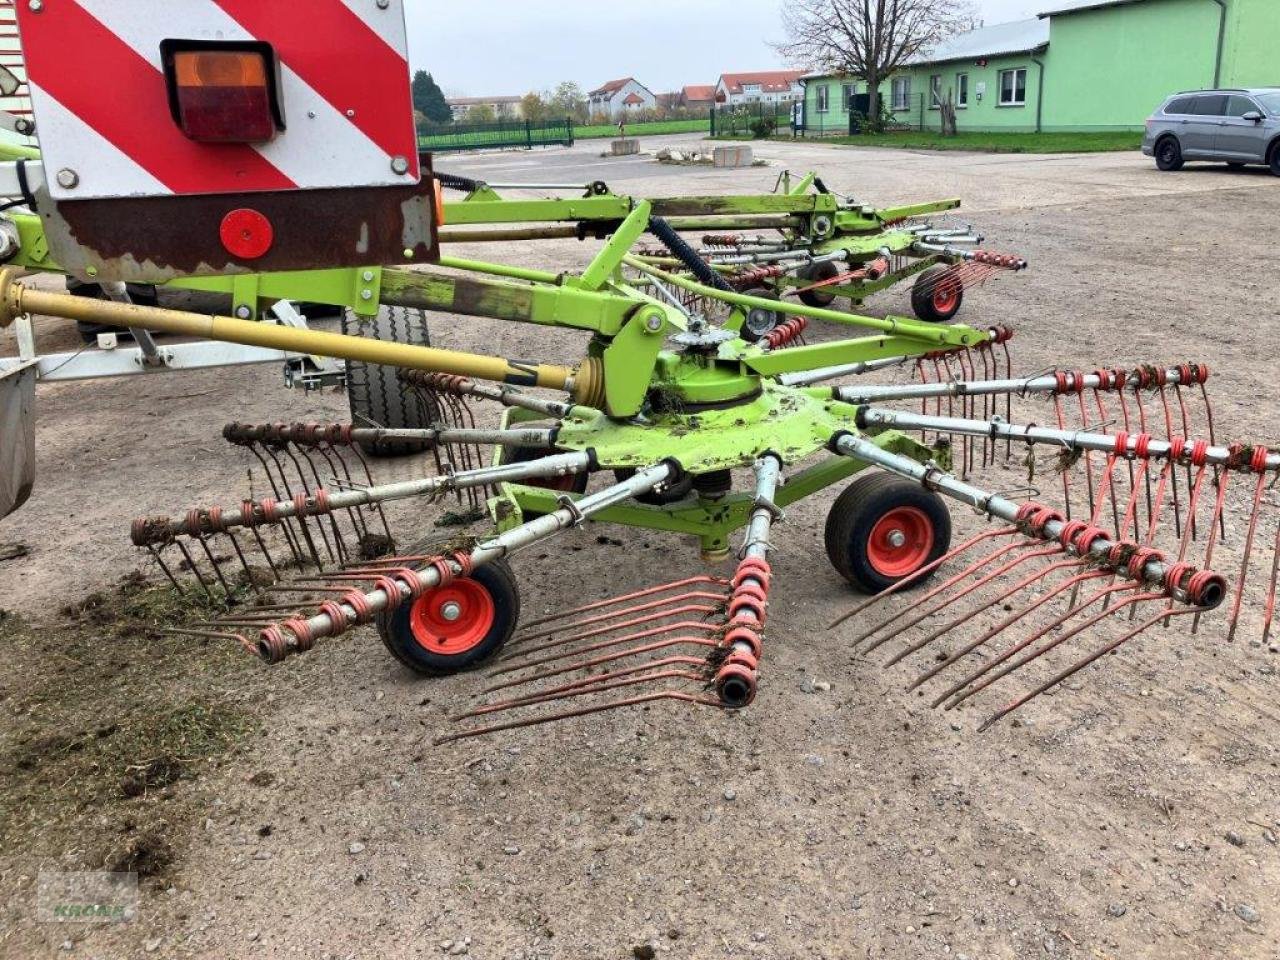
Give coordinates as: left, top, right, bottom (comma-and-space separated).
867, 507, 935, 578
408, 579, 495, 654
932, 275, 961, 314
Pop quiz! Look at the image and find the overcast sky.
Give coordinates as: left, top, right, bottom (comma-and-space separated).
406, 0, 1048, 97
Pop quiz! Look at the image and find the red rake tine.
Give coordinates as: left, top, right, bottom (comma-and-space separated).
481, 635, 720, 695
886, 555, 1086, 669
978, 605, 1201, 731
829, 526, 1020, 630
435, 691, 722, 745
934, 579, 1143, 708
861, 543, 1061, 656
944, 586, 1156, 711
495, 604, 723, 662
516, 576, 730, 631
487, 620, 723, 677
459, 660, 712, 720
511, 590, 729, 645
915, 569, 1112, 699
1263, 521, 1280, 646
1226, 470, 1271, 644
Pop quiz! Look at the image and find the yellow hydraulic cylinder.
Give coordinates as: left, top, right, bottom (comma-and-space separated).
0, 270, 582, 394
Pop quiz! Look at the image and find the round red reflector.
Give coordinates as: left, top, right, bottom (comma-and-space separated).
219, 208, 274, 260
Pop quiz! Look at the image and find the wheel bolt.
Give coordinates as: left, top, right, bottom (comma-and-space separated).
440, 601, 463, 622
886, 529, 907, 549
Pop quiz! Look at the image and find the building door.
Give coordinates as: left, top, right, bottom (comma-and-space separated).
1184, 94, 1227, 157
1215, 94, 1265, 160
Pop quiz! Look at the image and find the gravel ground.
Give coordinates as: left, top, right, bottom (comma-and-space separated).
1, 135, 1278, 960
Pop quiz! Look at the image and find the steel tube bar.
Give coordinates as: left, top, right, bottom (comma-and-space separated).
148, 452, 593, 539
857, 408, 1280, 472
280, 463, 675, 650
778, 355, 911, 387
835, 367, 1206, 404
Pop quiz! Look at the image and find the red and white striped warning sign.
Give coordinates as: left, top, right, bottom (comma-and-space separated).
18, 0, 420, 201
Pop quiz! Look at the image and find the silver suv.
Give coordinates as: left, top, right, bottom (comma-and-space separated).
1143, 88, 1280, 175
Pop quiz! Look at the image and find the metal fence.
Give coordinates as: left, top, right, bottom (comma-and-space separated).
712, 93, 934, 139
417, 117, 575, 153
709, 101, 797, 138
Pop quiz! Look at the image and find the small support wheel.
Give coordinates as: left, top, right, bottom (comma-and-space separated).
797, 261, 841, 308
824, 471, 952, 594
911, 265, 964, 323
739, 286, 781, 342
377, 558, 520, 676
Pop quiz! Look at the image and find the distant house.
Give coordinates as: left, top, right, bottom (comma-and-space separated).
587, 78, 657, 120
447, 95, 523, 121
655, 92, 682, 112
679, 84, 717, 111
715, 71, 805, 106
799, 0, 1279, 135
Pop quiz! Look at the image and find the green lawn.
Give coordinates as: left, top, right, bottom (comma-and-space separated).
717, 129, 1142, 154
575, 118, 709, 139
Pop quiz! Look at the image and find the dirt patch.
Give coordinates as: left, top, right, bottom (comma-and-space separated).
0, 575, 257, 888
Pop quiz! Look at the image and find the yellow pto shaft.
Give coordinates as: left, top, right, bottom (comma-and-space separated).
0, 270, 594, 398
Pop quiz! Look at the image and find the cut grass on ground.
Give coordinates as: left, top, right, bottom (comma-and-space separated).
717, 130, 1142, 154
0, 575, 260, 879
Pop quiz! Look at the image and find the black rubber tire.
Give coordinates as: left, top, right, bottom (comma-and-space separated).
69, 280, 159, 342
1270, 143, 1280, 177
342, 307, 434, 457
499, 445, 588, 519
910, 265, 964, 323
797, 261, 841, 308
613, 467, 694, 506
739, 286, 781, 342
824, 471, 952, 594
1154, 136, 1184, 172
376, 556, 520, 676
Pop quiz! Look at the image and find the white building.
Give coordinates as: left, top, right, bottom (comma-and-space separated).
714, 71, 806, 106
586, 78, 657, 121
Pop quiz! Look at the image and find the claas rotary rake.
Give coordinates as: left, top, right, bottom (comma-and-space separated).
4, 235, 1277, 745
2, 0, 1274, 750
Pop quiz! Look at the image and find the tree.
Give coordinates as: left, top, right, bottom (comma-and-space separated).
777, 0, 974, 131
520, 92, 548, 122
411, 70, 452, 124
546, 81, 588, 123
465, 103, 496, 124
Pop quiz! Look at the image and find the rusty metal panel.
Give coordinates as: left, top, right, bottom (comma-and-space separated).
40, 174, 440, 283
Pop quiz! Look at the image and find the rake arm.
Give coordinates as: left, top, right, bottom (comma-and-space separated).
436, 454, 784, 744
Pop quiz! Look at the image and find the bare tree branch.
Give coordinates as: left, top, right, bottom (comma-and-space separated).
776, 0, 976, 126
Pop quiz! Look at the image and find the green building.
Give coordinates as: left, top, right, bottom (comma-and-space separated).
800, 0, 1280, 134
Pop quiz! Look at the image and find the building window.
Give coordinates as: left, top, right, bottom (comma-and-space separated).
956, 73, 968, 109
930, 75, 942, 109
816, 84, 830, 113
998, 68, 1027, 107
843, 83, 856, 110
891, 77, 911, 112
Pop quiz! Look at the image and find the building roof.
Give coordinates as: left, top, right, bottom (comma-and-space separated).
446, 95, 523, 106
1038, 0, 1153, 16
682, 84, 717, 101
909, 18, 1050, 65
718, 71, 805, 95
622, 92, 644, 105
589, 77, 635, 97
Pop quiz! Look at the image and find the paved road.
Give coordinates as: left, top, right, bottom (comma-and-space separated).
437, 131, 1276, 214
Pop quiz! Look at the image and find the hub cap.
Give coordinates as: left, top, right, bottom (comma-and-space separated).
932, 274, 961, 314
408, 579, 495, 654
867, 507, 935, 578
